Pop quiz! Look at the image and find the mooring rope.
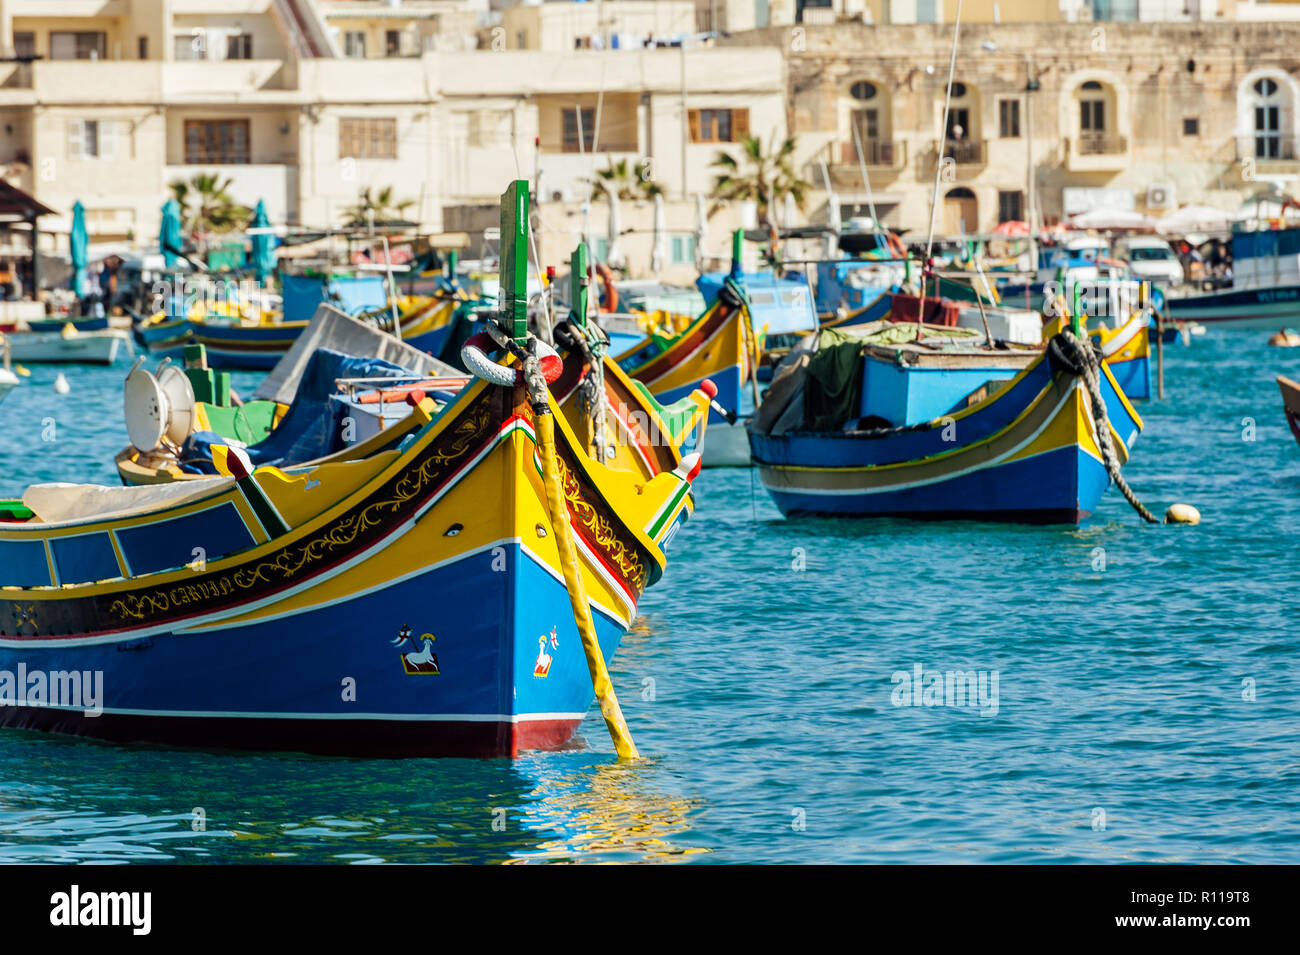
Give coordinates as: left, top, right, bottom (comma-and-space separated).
521, 349, 639, 759
554, 320, 609, 461
1049, 329, 1159, 524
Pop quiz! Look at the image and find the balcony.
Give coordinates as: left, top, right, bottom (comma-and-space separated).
838, 139, 906, 168
926, 138, 986, 178
820, 139, 907, 188
1077, 133, 1128, 156
1066, 133, 1129, 171
1066, 132, 1129, 171
941, 138, 986, 165
1235, 135, 1300, 174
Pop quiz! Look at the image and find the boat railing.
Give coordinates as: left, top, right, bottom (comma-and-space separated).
333, 374, 471, 401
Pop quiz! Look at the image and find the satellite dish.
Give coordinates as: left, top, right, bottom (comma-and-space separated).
157, 365, 195, 446
123, 363, 166, 452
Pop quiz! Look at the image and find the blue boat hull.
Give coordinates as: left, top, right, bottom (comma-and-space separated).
749, 349, 1142, 524
0, 540, 623, 758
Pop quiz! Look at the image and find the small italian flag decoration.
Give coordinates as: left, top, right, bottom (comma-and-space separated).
211, 444, 291, 538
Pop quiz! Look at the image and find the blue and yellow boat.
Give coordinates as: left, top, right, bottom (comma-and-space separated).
0, 183, 703, 758
748, 323, 1142, 524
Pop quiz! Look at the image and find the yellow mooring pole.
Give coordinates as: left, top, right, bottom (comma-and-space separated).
531, 378, 639, 759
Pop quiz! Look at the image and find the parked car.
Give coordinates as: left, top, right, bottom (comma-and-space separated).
1113, 236, 1184, 287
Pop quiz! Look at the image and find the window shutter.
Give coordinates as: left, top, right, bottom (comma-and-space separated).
687, 109, 701, 143
100, 120, 116, 161
732, 109, 750, 141
68, 120, 84, 160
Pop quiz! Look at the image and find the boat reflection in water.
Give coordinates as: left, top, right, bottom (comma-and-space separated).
505, 754, 708, 863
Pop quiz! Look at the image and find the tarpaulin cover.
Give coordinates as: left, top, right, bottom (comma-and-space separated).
889, 293, 961, 327
180, 348, 415, 473
802, 335, 864, 432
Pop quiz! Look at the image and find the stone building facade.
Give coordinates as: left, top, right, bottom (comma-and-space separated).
723, 19, 1300, 234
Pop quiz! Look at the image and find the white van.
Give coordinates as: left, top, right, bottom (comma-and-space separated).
1114, 237, 1184, 287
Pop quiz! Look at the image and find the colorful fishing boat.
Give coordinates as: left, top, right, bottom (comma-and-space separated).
1280, 375, 1300, 447
0, 181, 702, 758
748, 322, 1142, 524
615, 272, 755, 466
189, 318, 310, 370
1088, 307, 1152, 401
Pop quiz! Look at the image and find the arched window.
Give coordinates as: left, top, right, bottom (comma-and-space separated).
1252, 78, 1284, 158
945, 81, 973, 142
846, 80, 893, 164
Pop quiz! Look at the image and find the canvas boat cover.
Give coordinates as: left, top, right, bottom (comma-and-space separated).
23, 476, 234, 526
182, 348, 418, 474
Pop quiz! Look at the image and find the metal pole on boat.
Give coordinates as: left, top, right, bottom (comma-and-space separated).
924, 0, 963, 267
851, 120, 880, 228
383, 234, 401, 341
1143, 281, 1166, 400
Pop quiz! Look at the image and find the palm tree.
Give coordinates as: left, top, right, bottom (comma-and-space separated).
709, 134, 810, 232
169, 173, 252, 236
340, 186, 415, 228
589, 157, 663, 201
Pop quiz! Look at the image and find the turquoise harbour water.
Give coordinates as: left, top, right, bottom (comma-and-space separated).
0, 332, 1298, 864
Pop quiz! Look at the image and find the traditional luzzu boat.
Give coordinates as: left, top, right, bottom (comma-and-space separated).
613, 269, 755, 466
1279, 375, 1300, 447
1086, 305, 1152, 401
188, 317, 311, 370
747, 315, 1143, 524
134, 309, 307, 370
0, 182, 703, 758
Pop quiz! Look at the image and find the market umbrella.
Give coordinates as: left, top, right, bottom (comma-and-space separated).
1156, 204, 1230, 235
600, 181, 626, 270
824, 191, 840, 259
159, 199, 183, 268
70, 200, 88, 298
249, 199, 275, 284
694, 192, 709, 271
992, 219, 1030, 237
650, 192, 667, 276
1066, 208, 1156, 232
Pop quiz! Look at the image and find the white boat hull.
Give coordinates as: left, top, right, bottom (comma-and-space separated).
5, 330, 128, 365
